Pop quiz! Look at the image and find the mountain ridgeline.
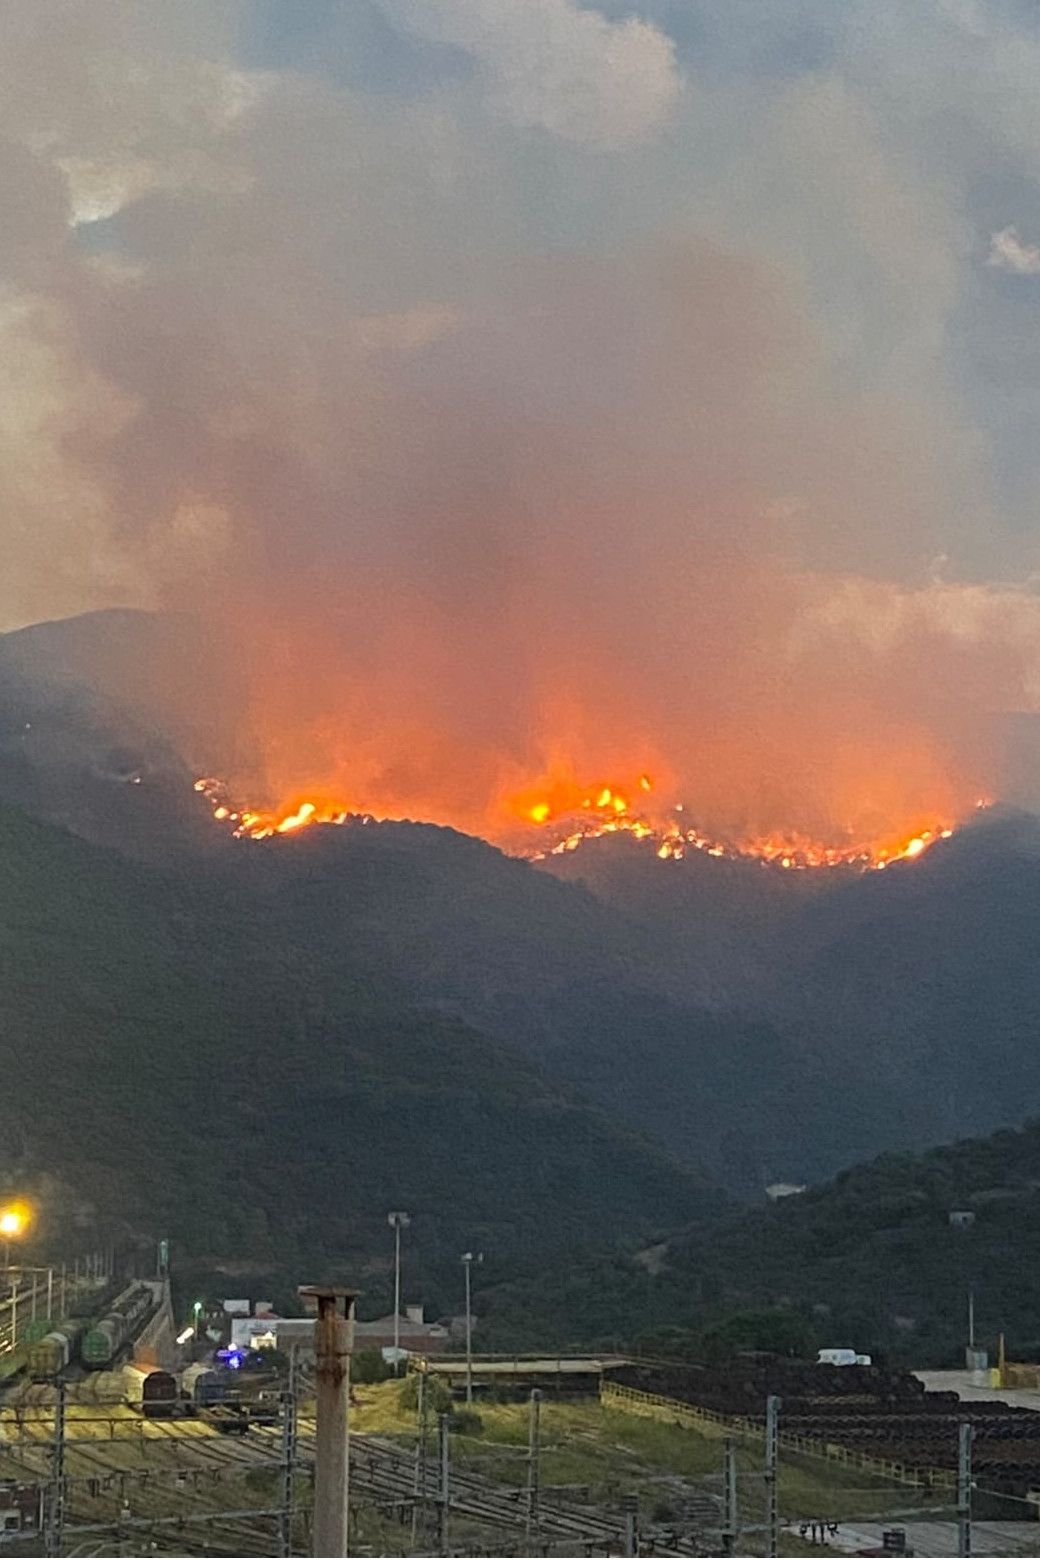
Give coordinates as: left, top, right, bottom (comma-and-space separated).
3, 609, 1040, 1339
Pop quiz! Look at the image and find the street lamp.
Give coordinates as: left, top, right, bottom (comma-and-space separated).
0, 1205, 29, 1270
0, 1206, 30, 1351
461, 1251, 483, 1405
193, 1300, 203, 1341
388, 1213, 410, 1373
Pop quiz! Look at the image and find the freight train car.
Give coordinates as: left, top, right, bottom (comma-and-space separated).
180, 1363, 227, 1409
123, 1365, 178, 1419
66, 1281, 115, 1320
78, 1371, 129, 1405
82, 1284, 155, 1369
27, 1323, 85, 1378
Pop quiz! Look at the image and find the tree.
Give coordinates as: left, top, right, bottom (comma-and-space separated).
697, 1307, 818, 1363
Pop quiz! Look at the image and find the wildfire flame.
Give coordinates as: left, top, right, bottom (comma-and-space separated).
193, 775, 978, 871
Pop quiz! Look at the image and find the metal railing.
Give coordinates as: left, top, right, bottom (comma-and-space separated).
600, 1381, 956, 1490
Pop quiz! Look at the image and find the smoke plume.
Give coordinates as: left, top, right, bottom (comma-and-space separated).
2, 2, 1040, 848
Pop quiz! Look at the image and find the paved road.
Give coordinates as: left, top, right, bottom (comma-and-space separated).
821, 1519, 1040, 1556
915, 1369, 1040, 1413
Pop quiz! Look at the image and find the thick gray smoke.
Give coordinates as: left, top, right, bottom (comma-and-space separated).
2, 1, 1040, 844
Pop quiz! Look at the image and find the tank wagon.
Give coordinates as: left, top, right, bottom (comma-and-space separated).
78, 1370, 129, 1405
27, 1323, 85, 1378
22, 1319, 54, 1348
123, 1365, 178, 1419
82, 1284, 154, 1369
67, 1280, 117, 1320
180, 1363, 227, 1409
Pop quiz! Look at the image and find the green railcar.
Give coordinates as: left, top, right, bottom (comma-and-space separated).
81, 1283, 155, 1369
82, 1318, 120, 1368
27, 1322, 84, 1377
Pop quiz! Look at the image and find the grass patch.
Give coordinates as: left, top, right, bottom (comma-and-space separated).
348, 1381, 934, 1530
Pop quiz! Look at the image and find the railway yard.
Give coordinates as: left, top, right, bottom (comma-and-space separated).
3, 1278, 1040, 1554
0, 1380, 949, 1558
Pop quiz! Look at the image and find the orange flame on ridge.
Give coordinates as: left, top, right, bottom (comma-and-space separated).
194, 776, 979, 871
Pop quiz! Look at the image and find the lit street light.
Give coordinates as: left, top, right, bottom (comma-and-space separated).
0, 1205, 30, 1350
387, 1213, 410, 1373
461, 1251, 483, 1406
193, 1300, 203, 1341
0, 1205, 29, 1270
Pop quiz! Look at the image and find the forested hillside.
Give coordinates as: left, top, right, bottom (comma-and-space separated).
0, 802, 713, 1314
7, 609, 1040, 1228
479, 1118, 1040, 1363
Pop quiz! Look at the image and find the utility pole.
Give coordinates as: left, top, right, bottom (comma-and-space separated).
958, 1420, 974, 1557
411, 1369, 429, 1549
460, 1251, 482, 1405
46, 1266, 52, 1323
299, 1285, 357, 1559
526, 1389, 542, 1550
387, 1213, 410, 1374
722, 1437, 739, 1555
765, 1394, 781, 1559
438, 1411, 450, 1555
10, 1272, 17, 1349
278, 1346, 298, 1557
968, 1288, 975, 1351
622, 1493, 639, 1557
44, 1377, 66, 1558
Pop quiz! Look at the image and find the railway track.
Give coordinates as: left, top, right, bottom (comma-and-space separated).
341, 1431, 703, 1554
0, 1405, 712, 1556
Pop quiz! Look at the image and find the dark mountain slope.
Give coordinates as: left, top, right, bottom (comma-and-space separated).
479, 1116, 1040, 1361
657, 1115, 1040, 1364
0, 610, 826, 1192
761, 812, 1040, 1141
0, 802, 714, 1305
215, 820, 829, 1191
543, 813, 1040, 1175
0, 611, 222, 857
7, 609, 1040, 1198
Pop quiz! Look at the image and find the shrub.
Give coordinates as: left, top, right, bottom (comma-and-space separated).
352, 1349, 394, 1384
398, 1372, 452, 1414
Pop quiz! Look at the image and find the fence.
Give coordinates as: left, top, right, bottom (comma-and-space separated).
600, 1380, 956, 1490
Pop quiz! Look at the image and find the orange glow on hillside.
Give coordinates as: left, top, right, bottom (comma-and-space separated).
194, 774, 981, 871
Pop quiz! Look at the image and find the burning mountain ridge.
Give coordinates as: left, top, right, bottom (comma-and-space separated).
193, 773, 975, 871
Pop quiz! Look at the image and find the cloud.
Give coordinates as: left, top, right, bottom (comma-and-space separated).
388, 0, 680, 146
988, 225, 1040, 273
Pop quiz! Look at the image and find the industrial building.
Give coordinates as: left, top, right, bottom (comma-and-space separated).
229, 1303, 449, 1358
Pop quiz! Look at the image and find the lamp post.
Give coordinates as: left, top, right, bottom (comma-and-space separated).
0, 1207, 30, 1348
461, 1251, 483, 1406
192, 1300, 203, 1341
388, 1212, 410, 1373
0, 1206, 28, 1271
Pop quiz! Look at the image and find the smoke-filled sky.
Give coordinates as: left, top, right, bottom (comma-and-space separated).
7, 0, 1040, 845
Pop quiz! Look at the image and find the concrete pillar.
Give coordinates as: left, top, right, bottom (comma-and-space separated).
299, 1285, 358, 1559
